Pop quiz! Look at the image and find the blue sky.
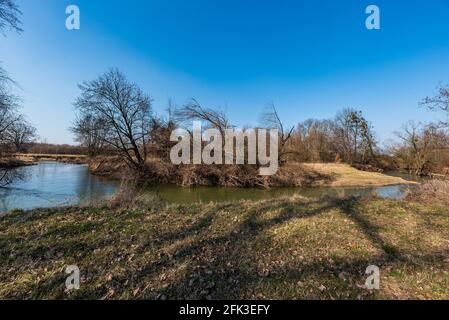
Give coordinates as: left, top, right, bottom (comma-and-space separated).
1, 0, 449, 144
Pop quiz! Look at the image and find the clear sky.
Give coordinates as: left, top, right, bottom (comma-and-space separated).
1, 0, 449, 145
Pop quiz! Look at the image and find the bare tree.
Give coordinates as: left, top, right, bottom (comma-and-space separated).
148, 115, 177, 161
0, 0, 21, 122
0, 83, 30, 186
259, 103, 294, 163
290, 118, 337, 162
0, 104, 36, 154
8, 118, 37, 152
0, 0, 22, 35
175, 99, 232, 136
393, 121, 437, 175
0, 0, 22, 105
71, 113, 108, 156
73, 69, 152, 171
421, 84, 449, 127
0, 0, 21, 81
0, 0, 25, 187
0, 69, 21, 153
0, 63, 11, 83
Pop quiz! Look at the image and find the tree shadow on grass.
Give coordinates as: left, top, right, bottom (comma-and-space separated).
335, 198, 402, 260
3, 197, 447, 299
134, 197, 448, 300
112, 198, 336, 299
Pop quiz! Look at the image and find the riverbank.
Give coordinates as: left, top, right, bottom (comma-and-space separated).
88, 157, 413, 188
0, 158, 34, 168
11, 153, 87, 165
1, 195, 447, 299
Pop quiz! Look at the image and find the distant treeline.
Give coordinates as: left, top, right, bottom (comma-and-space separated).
18, 143, 88, 156
285, 114, 449, 176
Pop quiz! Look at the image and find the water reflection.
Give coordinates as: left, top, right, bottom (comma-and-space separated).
0, 162, 119, 212
146, 183, 415, 205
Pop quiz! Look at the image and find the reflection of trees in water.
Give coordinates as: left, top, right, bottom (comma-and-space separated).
0, 166, 27, 187
0, 166, 29, 212
0, 187, 20, 212
74, 168, 95, 201
73, 167, 118, 204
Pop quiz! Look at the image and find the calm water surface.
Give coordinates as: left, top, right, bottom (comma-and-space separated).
0, 162, 419, 212
0, 162, 119, 213
147, 183, 415, 205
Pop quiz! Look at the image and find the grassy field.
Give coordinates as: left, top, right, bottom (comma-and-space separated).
0, 195, 448, 300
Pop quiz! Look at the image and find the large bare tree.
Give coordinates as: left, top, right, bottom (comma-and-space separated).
73, 69, 152, 170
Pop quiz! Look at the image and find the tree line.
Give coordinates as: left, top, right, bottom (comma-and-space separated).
70, 68, 449, 178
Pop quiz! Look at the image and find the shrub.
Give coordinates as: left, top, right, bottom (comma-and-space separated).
406, 179, 449, 204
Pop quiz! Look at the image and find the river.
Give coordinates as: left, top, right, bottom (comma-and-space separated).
0, 162, 119, 213
0, 162, 419, 213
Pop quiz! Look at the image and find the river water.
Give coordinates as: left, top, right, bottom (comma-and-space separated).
0, 162, 119, 213
0, 162, 419, 213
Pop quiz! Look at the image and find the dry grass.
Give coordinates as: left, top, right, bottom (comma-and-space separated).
88, 156, 127, 180
406, 180, 449, 204
302, 163, 415, 187
0, 196, 448, 300
0, 158, 33, 167
11, 154, 87, 165
13, 153, 87, 159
